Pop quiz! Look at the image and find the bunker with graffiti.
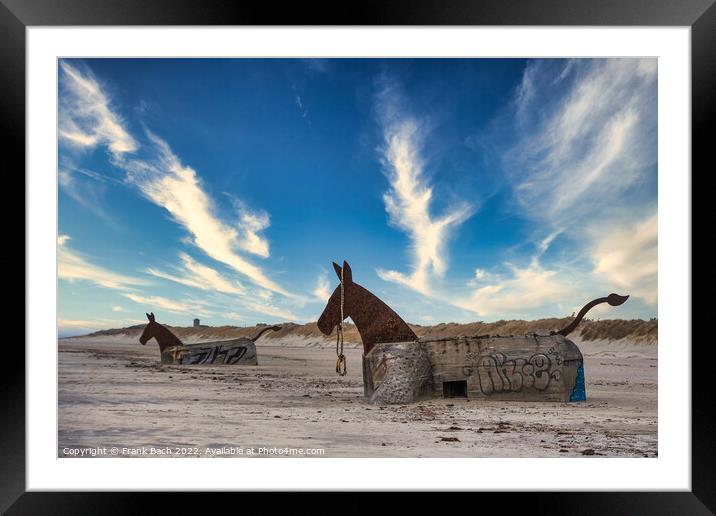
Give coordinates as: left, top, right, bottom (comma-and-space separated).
318, 261, 628, 405
139, 312, 280, 365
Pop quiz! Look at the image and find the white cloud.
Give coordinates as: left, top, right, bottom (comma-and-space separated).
58, 318, 102, 329
57, 58, 302, 325
58, 167, 120, 228
59, 61, 138, 157
238, 211, 270, 257
230, 199, 271, 258
146, 252, 245, 295
296, 96, 307, 117
244, 302, 298, 321
217, 304, 298, 323
292, 83, 312, 122
124, 288, 297, 322
457, 59, 659, 319
456, 259, 575, 318
507, 59, 657, 227
312, 273, 331, 302
220, 312, 245, 322
58, 235, 147, 290
375, 98, 473, 295
123, 132, 291, 296
257, 289, 273, 301
466, 267, 493, 288
123, 293, 195, 314
591, 213, 657, 304
59, 62, 291, 298
112, 306, 125, 312
144, 253, 301, 321
474, 268, 489, 280
58, 317, 143, 330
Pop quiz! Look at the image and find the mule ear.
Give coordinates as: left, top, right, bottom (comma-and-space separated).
342, 261, 353, 283
146, 313, 151, 321
332, 261, 342, 280
149, 312, 155, 322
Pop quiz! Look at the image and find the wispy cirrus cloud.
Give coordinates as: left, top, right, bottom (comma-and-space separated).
459, 59, 659, 315
146, 252, 245, 295
59, 61, 138, 157
312, 272, 331, 302
59, 61, 292, 298
292, 83, 310, 121
123, 293, 196, 314
58, 317, 144, 331
506, 59, 657, 227
226, 196, 271, 258
374, 81, 474, 295
510, 59, 657, 307
123, 132, 290, 295
243, 302, 298, 321
212, 296, 299, 322
456, 258, 576, 318
58, 167, 119, 228
58, 235, 147, 290
59, 233, 297, 323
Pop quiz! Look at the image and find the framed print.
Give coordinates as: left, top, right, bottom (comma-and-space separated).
6, 0, 709, 511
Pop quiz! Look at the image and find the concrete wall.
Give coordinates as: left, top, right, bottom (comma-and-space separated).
363, 334, 584, 404
422, 334, 583, 402
363, 341, 433, 405
161, 339, 258, 366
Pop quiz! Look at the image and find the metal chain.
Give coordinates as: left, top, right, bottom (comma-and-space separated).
335, 266, 347, 376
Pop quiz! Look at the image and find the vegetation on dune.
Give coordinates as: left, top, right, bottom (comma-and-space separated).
83, 317, 657, 344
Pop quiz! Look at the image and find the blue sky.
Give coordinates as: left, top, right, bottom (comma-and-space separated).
58, 58, 657, 336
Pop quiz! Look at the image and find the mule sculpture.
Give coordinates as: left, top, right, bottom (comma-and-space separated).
317, 261, 629, 405
139, 312, 280, 365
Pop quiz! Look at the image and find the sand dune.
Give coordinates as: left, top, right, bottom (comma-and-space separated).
73, 318, 657, 347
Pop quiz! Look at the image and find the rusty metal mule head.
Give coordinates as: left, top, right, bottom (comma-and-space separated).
139, 312, 157, 345
317, 261, 417, 355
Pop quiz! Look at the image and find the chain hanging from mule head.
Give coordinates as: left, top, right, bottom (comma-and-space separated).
335, 266, 347, 376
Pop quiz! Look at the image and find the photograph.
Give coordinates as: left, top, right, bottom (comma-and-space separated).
56, 57, 659, 459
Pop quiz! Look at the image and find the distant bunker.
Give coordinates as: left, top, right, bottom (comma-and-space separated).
362, 334, 586, 405
162, 339, 258, 366
138, 313, 280, 366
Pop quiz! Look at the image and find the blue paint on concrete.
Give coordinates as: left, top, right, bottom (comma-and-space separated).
569, 361, 586, 402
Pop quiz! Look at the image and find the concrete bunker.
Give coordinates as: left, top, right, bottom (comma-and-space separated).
317, 261, 628, 406
138, 312, 280, 366
442, 380, 468, 398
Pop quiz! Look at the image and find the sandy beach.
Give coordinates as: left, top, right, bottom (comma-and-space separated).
58, 334, 657, 458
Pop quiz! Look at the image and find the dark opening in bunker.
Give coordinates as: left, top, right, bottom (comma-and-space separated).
442, 380, 467, 398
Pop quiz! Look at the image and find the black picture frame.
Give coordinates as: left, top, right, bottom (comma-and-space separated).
6, 0, 708, 511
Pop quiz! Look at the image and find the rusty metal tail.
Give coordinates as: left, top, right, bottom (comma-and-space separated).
250, 325, 281, 342
556, 293, 629, 337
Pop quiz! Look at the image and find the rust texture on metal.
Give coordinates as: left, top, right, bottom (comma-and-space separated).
138, 312, 280, 363
554, 293, 630, 337
139, 312, 183, 353
317, 261, 629, 351
316, 261, 629, 404
316, 261, 418, 355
